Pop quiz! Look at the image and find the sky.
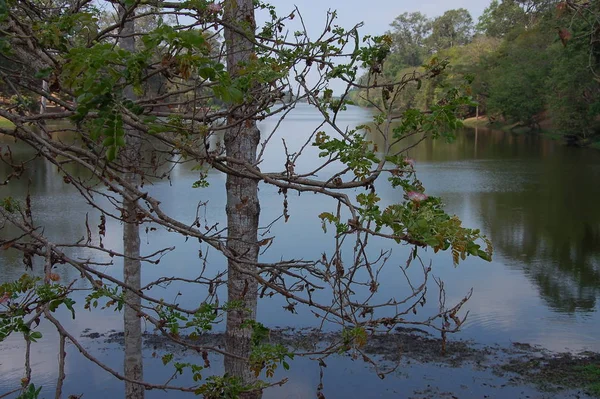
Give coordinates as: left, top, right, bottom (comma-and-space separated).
254, 0, 492, 94
261, 0, 491, 37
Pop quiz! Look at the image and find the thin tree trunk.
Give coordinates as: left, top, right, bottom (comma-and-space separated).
39, 80, 48, 115
223, 1, 261, 397
123, 181, 143, 399
118, 4, 144, 399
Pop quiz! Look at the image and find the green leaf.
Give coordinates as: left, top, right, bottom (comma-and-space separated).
162, 353, 174, 365
106, 146, 117, 161
64, 298, 76, 319
29, 331, 42, 342
477, 250, 492, 261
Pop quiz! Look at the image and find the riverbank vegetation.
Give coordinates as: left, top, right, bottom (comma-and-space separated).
350, 0, 600, 147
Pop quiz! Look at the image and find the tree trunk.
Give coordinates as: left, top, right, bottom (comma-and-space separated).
123, 184, 143, 399
118, 4, 144, 399
223, 1, 261, 397
39, 80, 48, 115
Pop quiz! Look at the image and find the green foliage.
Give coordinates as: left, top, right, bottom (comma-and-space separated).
0, 0, 8, 22
16, 384, 42, 399
476, 0, 527, 38
159, 355, 208, 385
62, 21, 239, 160
318, 212, 348, 234
157, 317, 290, 396
543, 8, 600, 139
313, 131, 379, 179
316, 124, 491, 266
63, 43, 142, 160
33, 10, 99, 50
242, 320, 294, 379
363, 182, 491, 264
361, 4, 600, 143
340, 326, 368, 352
1, 275, 76, 342
9, 95, 35, 114
572, 364, 600, 396
355, 34, 393, 72
154, 301, 224, 338
427, 8, 474, 52
486, 26, 552, 126
191, 168, 210, 188
186, 303, 218, 336
319, 70, 487, 266
388, 12, 431, 68
84, 285, 124, 312
394, 84, 474, 140
155, 303, 188, 337
545, 43, 600, 138
1, 196, 21, 213
193, 375, 247, 399
469, 0, 600, 140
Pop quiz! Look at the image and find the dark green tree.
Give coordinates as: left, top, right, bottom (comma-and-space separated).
486, 26, 552, 127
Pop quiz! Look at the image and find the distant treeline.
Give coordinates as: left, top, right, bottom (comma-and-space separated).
349, 0, 600, 141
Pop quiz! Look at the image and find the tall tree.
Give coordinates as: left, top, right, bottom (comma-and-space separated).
118, 3, 145, 398
427, 9, 474, 52
560, 0, 600, 81
546, 0, 600, 138
222, 0, 261, 395
477, 0, 557, 37
388, 12, 432, 67
486, 25, 552, 127
476, 0, 527, 37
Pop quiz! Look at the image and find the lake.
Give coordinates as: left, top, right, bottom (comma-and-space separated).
1, 104, 599, 398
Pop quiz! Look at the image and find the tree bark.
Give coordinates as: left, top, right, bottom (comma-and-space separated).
118, 4, 144, 399
223, 1, 261, 397
39, 80, 48, 115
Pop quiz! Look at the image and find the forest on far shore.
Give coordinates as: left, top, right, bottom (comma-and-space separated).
350, 0, 600, 145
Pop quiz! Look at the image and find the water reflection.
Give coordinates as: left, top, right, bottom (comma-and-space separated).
382, 127, 600, 315
2, 111, 600, 328
2, 107, 600, 396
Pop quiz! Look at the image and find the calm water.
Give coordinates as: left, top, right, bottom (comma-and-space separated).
1, 104, 599, 397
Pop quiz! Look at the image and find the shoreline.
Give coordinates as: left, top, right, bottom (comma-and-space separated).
76, 326, 600, 398
462, 116, 600, 150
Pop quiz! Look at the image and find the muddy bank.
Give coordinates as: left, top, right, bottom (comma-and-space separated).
81, 327, 600, 398
85, 326, 485, 366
